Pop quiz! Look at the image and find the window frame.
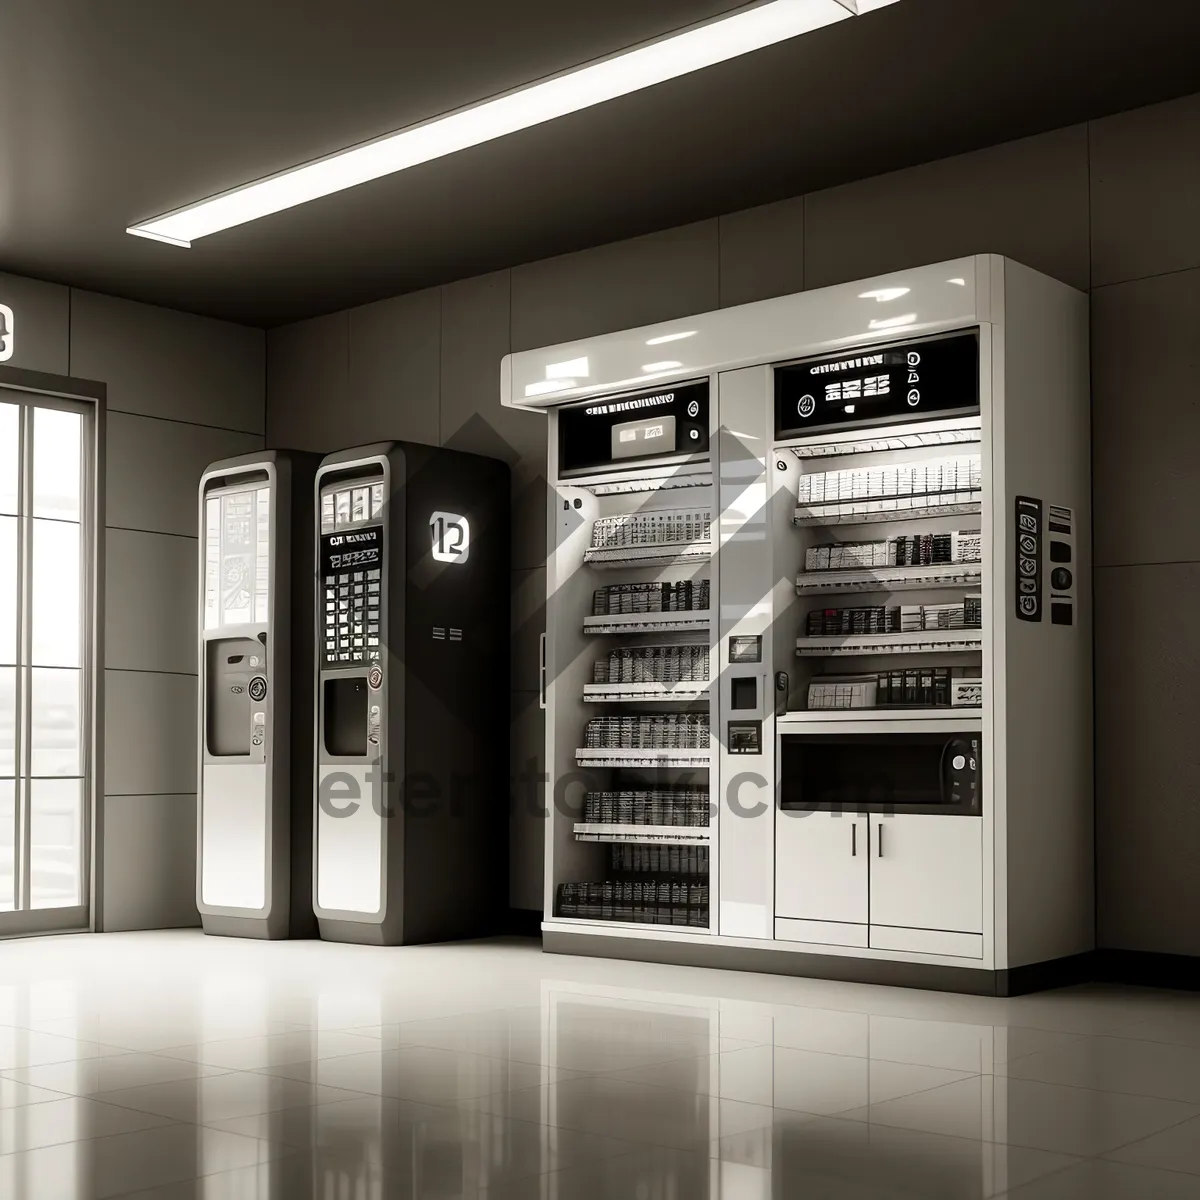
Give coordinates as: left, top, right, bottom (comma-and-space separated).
0, 366, 104, 937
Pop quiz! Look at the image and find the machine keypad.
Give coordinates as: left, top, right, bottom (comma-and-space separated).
323, 568, 382, 666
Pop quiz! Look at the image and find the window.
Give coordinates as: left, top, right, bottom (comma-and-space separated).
0, 391, 94, 930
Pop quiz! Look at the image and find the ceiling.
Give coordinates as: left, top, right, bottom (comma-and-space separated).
2, 0, 1198, 327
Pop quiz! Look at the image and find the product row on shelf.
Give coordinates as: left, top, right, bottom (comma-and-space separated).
582, 714, 710, 751
803, 530, 981, 572
795, 457, 982, 506
590, 509, 713, 549
804, 597, 982, 637
807, 668, 983, 711
591, 579, 711, 615
592, 644, 710, 685
582, 788, 710, 827
556, 881, 710, 927
608, 843, 709, 876
794, 457, 982, 525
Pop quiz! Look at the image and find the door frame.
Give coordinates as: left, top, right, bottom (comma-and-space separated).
0, 363, 106, 937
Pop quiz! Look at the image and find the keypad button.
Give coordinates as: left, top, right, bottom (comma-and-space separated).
367, 636, 379, 646
367, 569, 380, 580
338, 574, 349, 584
353, 571, 364, 581
367, 581, 380, 593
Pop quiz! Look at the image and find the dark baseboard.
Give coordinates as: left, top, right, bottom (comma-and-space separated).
540, 935, 1200, 997
1091, 949, 1200, 992
994, 951, 1095, 997
505, 909, 543, 939
544, 930, 999, 995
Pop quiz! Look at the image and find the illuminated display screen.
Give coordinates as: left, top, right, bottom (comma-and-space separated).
774, 330, 979, 439
558, 381, 709, 474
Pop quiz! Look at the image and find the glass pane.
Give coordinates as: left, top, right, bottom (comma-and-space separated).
0, 667, 13, 775
0, 516, 14, 663
31, 668, 80, 777
33, 408, 81, 521
31, 519, 80, 667
0, 779, 13, 912
0, 402, 16, 515
31, 778, 82, 909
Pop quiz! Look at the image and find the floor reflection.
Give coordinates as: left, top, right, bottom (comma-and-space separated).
0, 933, 1198, 1198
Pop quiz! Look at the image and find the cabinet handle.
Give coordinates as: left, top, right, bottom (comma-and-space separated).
877, 823, 884, 857
538, 633, 547, 711
851, 823, 857, 857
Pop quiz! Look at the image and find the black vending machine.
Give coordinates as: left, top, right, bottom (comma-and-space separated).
312, 441, 510, 945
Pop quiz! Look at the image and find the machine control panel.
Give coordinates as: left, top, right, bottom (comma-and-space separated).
320, 558, 382, 666
319, 479, 386, 667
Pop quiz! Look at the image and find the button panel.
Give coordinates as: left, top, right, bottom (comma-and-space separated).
323, 566, 383, 666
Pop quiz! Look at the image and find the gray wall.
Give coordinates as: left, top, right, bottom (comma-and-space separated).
0, 273, 265, 931
266, 90, 1200, 958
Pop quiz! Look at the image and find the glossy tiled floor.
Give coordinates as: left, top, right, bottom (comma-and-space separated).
1, 934, 1199, 1197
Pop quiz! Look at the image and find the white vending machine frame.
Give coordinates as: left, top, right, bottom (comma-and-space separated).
198, 450, 319, 940
503, 255, 1093, 994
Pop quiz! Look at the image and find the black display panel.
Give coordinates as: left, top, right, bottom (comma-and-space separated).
320, 525, 383, 574
775, 330, 979, 439
558, 381, 709, 475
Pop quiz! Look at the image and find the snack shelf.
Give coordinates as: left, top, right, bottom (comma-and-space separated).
777, 708, 984, 726
573, 823, 711, 845
782, 419, 982, 460
583, 541, 712, 568
583, 611, 711, 635
583, 682, 710, 703
575, 749, 711, 768
794, 496, 982, 527
795, 563, 983, 595
795, 630, 983, 656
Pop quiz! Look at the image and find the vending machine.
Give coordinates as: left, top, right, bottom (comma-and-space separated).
502, 255, 1093, 995
313, 441, 509, 945
198, 450, 321, 939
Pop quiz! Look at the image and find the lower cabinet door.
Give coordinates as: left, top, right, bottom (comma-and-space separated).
868, 814, 983, 935
775, 811, 868, 925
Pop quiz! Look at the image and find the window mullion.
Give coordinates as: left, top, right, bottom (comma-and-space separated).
16, 403, 32, 912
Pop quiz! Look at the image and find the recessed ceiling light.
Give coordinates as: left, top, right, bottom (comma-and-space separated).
128, 0, 874, 246
642, 360, 684, 372
858, 287, 910, 302
645, 331, 697, 346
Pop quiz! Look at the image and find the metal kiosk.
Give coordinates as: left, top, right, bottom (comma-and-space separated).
198, 450, 321, 939
313, 441, 509, 946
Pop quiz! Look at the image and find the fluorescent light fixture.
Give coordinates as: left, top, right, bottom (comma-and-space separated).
947, 277, 967, 286
858, 286, 910, 302
128, 0, 858, 246
546, 356, 588, 379
642, 360, 683, 372
868, 313, 917, 330
645, 330, 697, 346
524, 379, 576, 398
845, 0, 904, 11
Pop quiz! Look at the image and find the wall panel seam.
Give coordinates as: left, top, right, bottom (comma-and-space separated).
107, 408, 263, 437
106, 667, 196, 678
